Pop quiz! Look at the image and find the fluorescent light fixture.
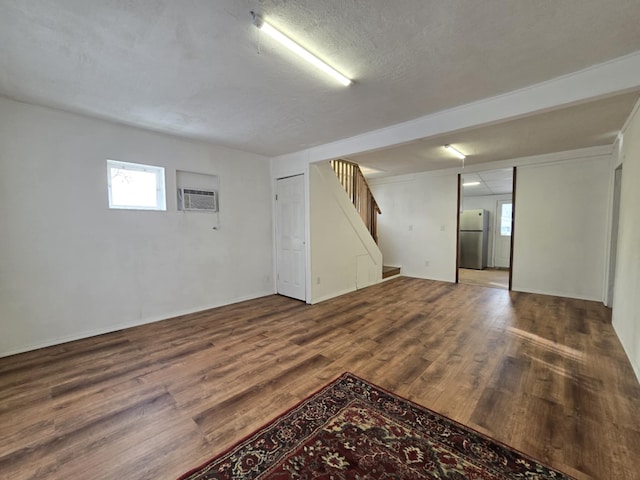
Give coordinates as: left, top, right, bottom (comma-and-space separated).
444, 144, 466, 160
359, 165, 385, 176
252, 12, 352, 86
463, 181, 480, 186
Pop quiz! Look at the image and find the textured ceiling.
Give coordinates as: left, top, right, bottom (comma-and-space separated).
1, 0, 640, 158
349, 91, 640, 178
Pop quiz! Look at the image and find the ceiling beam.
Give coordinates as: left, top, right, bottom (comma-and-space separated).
272, 50, 640, 177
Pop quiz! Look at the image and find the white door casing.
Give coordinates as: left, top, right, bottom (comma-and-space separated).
275, 175, 306, 301
606, 165, 622, 307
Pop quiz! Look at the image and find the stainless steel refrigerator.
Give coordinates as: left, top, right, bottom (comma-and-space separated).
459, 209, 489, 270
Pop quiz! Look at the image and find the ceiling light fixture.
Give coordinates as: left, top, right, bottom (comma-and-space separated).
463, 182, 480, 186
359, 165, 385, 176
251, 12, 352, 87
444, 144, 466, 160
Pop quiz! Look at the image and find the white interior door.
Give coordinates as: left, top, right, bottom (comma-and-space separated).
494, 199, 512, 268
276, 175, 306, 301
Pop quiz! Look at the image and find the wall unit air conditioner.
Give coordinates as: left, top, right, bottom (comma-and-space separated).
178, 188, 218, 212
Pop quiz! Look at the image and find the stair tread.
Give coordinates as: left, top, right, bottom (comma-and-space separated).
382, 266, 401, 278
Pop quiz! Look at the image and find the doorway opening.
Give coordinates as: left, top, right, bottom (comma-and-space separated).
457, 168, 514, 290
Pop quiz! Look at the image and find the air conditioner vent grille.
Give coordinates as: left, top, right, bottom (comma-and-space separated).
179, 188, 218, 212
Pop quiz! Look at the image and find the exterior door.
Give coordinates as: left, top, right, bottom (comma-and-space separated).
494, 199, 512, 268
276, 175, 306, 301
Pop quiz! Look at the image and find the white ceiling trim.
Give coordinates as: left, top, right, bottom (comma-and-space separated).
271, 50, 640, 173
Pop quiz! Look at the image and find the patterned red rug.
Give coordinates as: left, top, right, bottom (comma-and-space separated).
179, 372, 574, 479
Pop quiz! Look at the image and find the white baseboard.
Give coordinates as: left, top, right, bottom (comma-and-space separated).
310, 286, 358, 305
380, 273, 402, 282
0, 290, 276, 358
402, 272, 457, 284
511, 286, 602, 302
310, 274, 391, 304
612, 321, 640, 385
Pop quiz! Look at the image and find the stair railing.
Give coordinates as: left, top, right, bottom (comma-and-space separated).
330, 159, 381, 243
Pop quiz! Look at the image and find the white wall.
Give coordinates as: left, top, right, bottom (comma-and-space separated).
369, 171, 459, 282
512, 155, 611, 301
462, 194, 512, 268
309, 162, 382, 303
0, 97, 274, 357
369, 150, 612, 299
612, 101, 640, 382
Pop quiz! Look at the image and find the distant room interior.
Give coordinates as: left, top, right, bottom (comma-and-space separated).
458, 168, 513, 290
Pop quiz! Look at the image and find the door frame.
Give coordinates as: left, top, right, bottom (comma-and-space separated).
605, 164, 623, 307
508, 167, 517, 291
455, 174, 461, 284
456, 167, 516, 291
274, 174, 308, 302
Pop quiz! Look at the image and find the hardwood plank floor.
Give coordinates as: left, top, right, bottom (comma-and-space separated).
1, 277, 638, 479
459, 267, 509, 290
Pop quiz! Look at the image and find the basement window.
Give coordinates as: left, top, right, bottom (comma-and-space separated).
107, 160, 166, 210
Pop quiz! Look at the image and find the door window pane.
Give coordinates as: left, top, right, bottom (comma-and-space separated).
500, 203, 512, 236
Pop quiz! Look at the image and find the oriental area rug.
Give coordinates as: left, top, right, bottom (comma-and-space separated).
179, 372, 574, 480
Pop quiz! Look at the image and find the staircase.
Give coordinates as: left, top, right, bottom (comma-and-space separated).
382, 266, 401, 278
330, 159, 401, 280
330, 159, 381, 243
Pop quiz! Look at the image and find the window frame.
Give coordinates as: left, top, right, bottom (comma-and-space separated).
107, 159, 167, 211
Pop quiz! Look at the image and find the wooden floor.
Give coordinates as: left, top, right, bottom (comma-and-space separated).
459, 267, 510, 290
1, 277, 639, 479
